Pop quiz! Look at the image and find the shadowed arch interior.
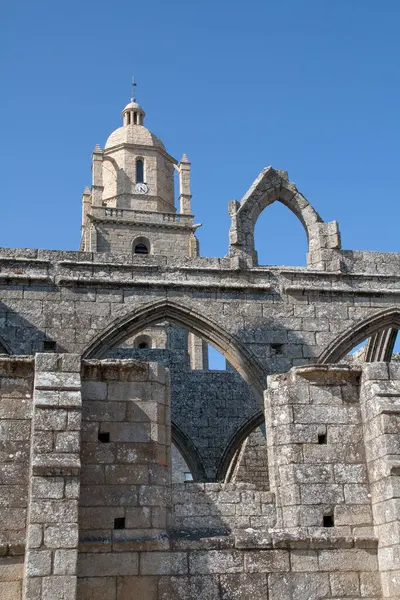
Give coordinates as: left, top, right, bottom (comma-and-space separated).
172, 422, 207, 482
216, 410, 265, 482
82, 299, 267, 403
319, 306, 400, 364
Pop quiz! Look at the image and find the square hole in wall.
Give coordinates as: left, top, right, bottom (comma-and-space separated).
323, 514, 334, 527
318, 433, 327, 445
271, 343, 284, 355
184, 472, 193, 482
114, 517, 125, 530
98, 432, 110, 443
43, 340, 57, 352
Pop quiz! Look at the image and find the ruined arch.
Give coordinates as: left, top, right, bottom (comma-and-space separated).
172, 422, 207, 482
82, 299, 267, 403
319, 306, 400, 364
216, 410, 265, 482
228, 167, 340, 266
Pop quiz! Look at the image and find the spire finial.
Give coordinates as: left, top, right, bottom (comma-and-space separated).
131, 76, 137, 102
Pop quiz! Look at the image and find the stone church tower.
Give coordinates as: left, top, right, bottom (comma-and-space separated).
80, 91, 199, 257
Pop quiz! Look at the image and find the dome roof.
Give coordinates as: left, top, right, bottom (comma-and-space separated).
122, 101, 142, 112
105, 125, 165, 150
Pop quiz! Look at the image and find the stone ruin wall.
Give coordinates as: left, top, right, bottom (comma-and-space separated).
0, 352, 399, 599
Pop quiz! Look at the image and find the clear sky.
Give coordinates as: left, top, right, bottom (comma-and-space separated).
1, 0, 400, 267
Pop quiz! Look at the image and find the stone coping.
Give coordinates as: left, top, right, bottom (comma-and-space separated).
294, 363, 362, 384
3, 530, 378, 556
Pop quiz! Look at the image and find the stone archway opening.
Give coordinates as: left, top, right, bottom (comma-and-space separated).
82, 300, 267, 482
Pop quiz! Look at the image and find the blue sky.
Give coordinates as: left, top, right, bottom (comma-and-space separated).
1, 0, 400, 267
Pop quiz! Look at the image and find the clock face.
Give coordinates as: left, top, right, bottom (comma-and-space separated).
135, 183, 148, 194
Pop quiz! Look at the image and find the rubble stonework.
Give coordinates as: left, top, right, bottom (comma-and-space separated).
0, 94, 399, 598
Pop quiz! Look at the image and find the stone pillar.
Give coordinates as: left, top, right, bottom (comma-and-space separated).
79, 360, 171, 557
81, 187, 91, 228
178, 154, 192, 215
91, 145, 103, 207
23, 354, 81, 600
265, 365, 372, 532
360, 362, 400, 599
188, 333, 209, 370
307, 221, 341, 271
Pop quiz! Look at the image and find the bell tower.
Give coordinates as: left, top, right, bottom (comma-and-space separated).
81, 81, 199, 257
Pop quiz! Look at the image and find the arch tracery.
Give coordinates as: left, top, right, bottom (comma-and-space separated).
319, 306, 400, 364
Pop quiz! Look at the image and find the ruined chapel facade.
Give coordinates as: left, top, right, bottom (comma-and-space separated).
0, 93, 399, 599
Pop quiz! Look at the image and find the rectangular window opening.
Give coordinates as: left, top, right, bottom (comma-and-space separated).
318, 433, 327, 445
184, 472, 193, 482
114, 517, 125, 530
323, 514, 334, 528
98, 431, 110, 443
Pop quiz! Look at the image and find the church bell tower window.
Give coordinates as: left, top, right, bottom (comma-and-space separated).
136, 158, 144, 183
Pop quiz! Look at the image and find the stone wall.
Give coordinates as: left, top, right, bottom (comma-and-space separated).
171, 483, 275, 533
96, 222, 193, 257
0, 355, 397, 599
0, 357, 33, 600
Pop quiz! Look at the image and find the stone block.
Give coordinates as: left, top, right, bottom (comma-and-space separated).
244, 550, 290, 573
25, 549, 52, 576
54, 549, 78, 575
190, 575, 219, 599
30, 499, 78, 523
117, 575, 157, 600
0, 557, 24, 581
318, 549, 378, 571
0, 581, 21, 600
77, 577, 117, 600
220, 573, 267, 599
330, 572, 360, 596
140, 551, 187, 575
290, 550, 319, 572
35, 372, 81, 390
158, 575, 190, 600
78, 552, 138, 577
32, 477, 65, 499
189, 550, 243, 574
42, 575, 77, 600
44, 524, 79, 549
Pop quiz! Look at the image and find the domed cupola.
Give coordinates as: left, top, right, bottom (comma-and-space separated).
122, 100, 145, 126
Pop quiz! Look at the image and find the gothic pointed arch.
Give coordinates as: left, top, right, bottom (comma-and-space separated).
82, 298, 267, 403
228, 166, 340, 266
216, 410, 265, 482
172, 422, 207, 482
318, 306, 400, 364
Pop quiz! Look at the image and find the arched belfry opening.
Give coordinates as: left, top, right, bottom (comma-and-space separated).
133, 237, 150, 255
